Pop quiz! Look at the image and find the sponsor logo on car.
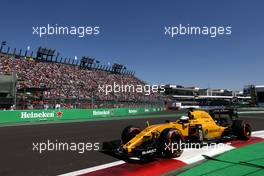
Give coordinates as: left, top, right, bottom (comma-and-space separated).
142, 148, 156, 155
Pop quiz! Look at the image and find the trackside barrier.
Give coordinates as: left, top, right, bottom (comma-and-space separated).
0, 107, 164, 124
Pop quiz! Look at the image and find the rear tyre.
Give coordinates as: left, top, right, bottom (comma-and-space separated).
159, 128, 184, 158
232, 120, 251, 140
121, 125, 141, 144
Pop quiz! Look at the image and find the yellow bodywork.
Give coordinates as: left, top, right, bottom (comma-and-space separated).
123, 110, 227, 153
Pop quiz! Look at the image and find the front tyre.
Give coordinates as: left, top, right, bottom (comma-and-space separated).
121, 125, 141, 144
232, 120, 251, 140
159, 128, 184, 158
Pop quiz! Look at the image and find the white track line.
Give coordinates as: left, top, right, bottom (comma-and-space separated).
176, 130, 264, 164
238, 111, 264, 114
252, 130, 264, 138
59, 130, 264, 176
252, 130, 264, 134
58, 160, 125, 176
176, 144, 235, 164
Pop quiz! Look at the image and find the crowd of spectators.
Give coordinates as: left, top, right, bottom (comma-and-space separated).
0, 54, 162, 109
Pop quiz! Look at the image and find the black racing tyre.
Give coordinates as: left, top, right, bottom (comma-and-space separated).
159, 128, 184, 158
121, 125, 141, 144
232, 120, 251, 140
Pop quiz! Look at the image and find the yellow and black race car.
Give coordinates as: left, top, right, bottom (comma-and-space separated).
103, 108, 251, 160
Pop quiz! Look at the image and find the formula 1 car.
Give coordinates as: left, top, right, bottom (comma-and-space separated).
103, 108, 251, 160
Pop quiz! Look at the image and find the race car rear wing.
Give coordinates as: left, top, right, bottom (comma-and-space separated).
187, 107, 238, 120
208, 108, 238, 120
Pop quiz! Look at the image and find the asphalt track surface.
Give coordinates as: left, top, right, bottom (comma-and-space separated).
0, 111, 263, 176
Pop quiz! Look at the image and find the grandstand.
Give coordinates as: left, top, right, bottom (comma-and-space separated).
244, 85, 264, 106
164, 84, 252, 109
0, 44, 162, 110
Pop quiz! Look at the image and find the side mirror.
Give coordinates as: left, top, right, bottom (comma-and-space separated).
146, 121, 150, 127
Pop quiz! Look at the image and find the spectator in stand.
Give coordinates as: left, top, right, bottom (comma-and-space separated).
0, 54, 162, 109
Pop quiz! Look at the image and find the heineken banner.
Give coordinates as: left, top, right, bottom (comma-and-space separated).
0, 107, 163, 124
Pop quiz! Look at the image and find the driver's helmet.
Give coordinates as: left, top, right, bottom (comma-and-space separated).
179, 116, 189, 123
180, 116, 189, 121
